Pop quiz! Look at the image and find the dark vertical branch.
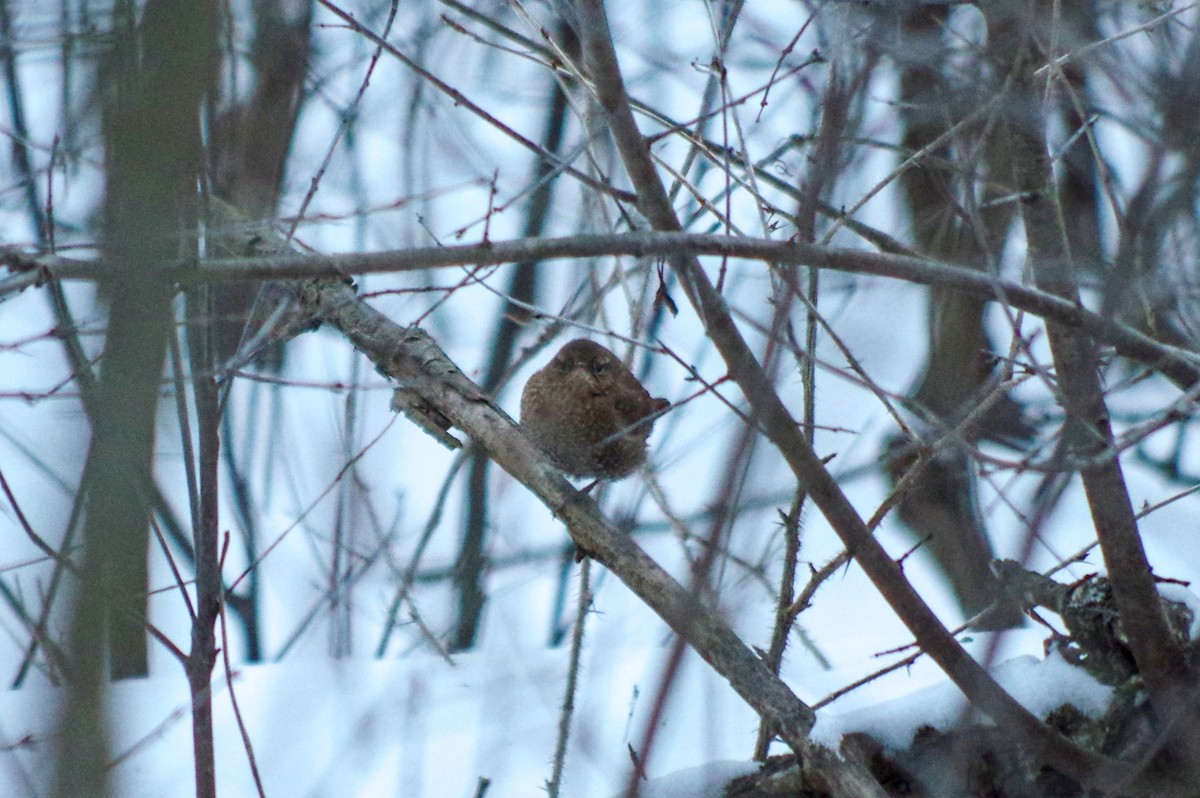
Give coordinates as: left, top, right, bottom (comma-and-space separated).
753, 493, 802, 761
754, 26, 859, 752
452, 23, 575, 651
882, 5, 1027, 626
1055, 0, 1102, 272
0, 0, 46, 239
210, 0, 313, 371
185, 246, 224, 798
206, 0, 314, 660
52, 1, 217, 796
991, 2, 1194, 713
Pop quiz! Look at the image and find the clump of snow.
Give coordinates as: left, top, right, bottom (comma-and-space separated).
609, 760, 759, 798
810, 650, 1113, 751
1157, 583, 1200, 640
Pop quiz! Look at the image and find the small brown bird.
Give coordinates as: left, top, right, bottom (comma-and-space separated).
520, 339, 669, 480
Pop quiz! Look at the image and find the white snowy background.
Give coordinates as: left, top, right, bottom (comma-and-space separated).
1, 2, 1199, 797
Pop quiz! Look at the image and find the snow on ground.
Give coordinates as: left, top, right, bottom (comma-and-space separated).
0, 614, 1139, 797
809, 649, 1113, 752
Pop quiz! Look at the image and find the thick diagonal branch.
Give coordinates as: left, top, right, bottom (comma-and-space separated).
573, 0, 1130, 789
295, 278, 824, 755
997, 6, 1195, 726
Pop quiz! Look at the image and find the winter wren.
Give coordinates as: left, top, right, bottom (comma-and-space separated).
520, 339, 669, 480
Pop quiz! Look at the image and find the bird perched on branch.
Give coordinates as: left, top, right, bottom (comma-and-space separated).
520, 339, 669, 481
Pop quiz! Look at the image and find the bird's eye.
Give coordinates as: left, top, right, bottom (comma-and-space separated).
589, 361, 609, 376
